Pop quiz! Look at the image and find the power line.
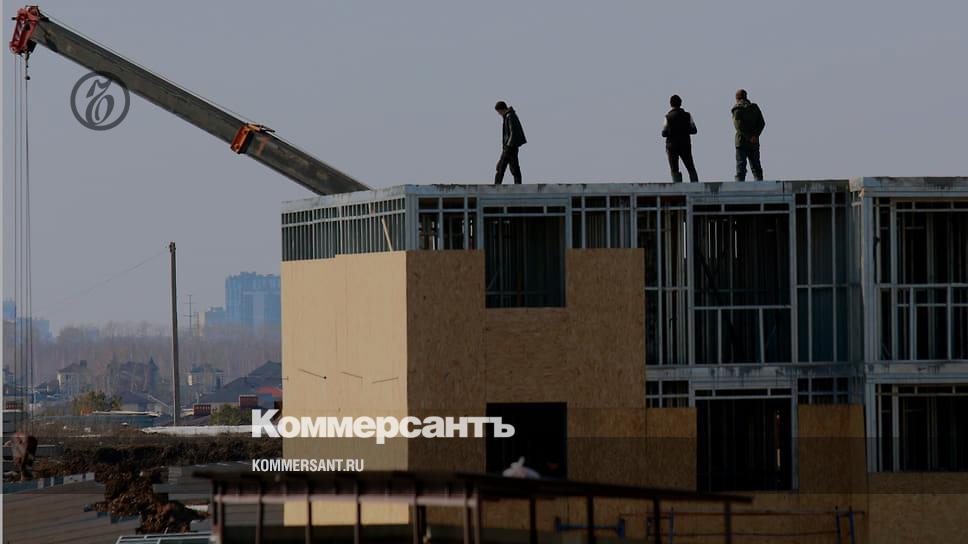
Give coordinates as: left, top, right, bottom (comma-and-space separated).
40, 248, 168, 316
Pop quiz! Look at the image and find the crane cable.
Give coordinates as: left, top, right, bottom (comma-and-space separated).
25, 52, 34, 420
12, 53, 20, 421
11, 51, 34, 424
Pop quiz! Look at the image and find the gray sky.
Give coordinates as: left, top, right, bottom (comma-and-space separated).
3, 0, 967, 332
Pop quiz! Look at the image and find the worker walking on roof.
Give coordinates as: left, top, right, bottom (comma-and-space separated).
494, 101, 527, 185
732, 89, 766, 181
662, 94, 699, 182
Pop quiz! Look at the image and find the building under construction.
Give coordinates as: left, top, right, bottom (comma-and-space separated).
9, 5, 967, 543
280, 176, 968, 543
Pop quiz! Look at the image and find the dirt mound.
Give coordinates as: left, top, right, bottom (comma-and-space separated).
31, 435, 281, 534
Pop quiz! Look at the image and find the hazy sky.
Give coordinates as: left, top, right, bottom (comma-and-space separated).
3, 0, 967, 332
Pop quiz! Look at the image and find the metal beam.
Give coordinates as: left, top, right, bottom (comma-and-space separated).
27, 12, 368, 195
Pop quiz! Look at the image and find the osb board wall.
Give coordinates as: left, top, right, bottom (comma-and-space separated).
404, 248, 645, 415
404, 249, 647, 482
280, 253, 409, 418
797, 404, 867, 493
862, 473, 968, 543
638, 408, 697, 489
405, 251, 486, 412
866, 471, 968, 494
281, 253, 410, 525
866, 491, 968, 544
798, 404, 865, 438
646, 407, 696, 438
483, 249, 646, 414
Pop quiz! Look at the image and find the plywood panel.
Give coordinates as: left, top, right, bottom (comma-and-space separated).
406, 251, 486, 412
798, 405, 867, 493
281, 253, 410, 526
404, 249, 647, 487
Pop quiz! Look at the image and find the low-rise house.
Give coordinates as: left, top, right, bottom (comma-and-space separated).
197, 361, 281, 410
102, 358, 159, 394
117, 390, 168, 413
187, 363, 224, 393
56, 360, 94, 397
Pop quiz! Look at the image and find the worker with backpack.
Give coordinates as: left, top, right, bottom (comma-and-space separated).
732, 89, 766, 181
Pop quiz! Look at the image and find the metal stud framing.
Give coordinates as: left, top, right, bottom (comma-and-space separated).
280, 178, 968, 476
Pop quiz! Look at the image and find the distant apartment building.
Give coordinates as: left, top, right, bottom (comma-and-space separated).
200, 306, 228, 329
2, 365, 14, 396
2, 299, 52, 342
202, 273, 281, 333
27, 318, 51, 341
226, 272, 281, 329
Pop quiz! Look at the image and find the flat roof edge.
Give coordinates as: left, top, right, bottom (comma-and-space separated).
281, 177, 968, 212
850, 176, 968, 196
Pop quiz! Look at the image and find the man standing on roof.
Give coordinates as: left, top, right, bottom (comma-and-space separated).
662, 94, 699, 182
732, 89, 766, 181
494, 101, 527, 185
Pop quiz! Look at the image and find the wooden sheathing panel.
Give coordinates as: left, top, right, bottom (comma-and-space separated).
482, 249, 645, 412
865, 488, 968, 544
640, 407, 697, 490
405, 248, 648, 486
865, 472, 968, 544
405, 250, 487, 412
798, 404, 867, 494
405, 250, 488, 472
281, 253, 410, 525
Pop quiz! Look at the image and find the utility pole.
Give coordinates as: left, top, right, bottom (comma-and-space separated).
169, 242, 181, 426
184, 294, 196, 338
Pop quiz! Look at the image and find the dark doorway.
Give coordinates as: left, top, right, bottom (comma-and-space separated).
486, 402, 567, 478
697, 398, 792, 491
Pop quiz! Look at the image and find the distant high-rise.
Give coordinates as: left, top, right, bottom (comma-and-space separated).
201, 306, 228, 329
224, 272, 281, 329
2, 298, 52, 341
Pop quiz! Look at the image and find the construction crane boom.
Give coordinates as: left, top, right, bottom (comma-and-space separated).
9, 5, 369, 195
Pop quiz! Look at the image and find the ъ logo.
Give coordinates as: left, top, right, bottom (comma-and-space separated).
70, 71, 130, 131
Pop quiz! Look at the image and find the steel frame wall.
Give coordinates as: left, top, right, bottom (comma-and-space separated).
282, 177, 968, 476
854, 178, 968, 471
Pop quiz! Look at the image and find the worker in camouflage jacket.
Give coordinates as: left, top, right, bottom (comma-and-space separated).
731, 89, 766, 181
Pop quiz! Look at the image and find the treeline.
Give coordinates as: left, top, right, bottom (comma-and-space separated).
3, 320, 280, 386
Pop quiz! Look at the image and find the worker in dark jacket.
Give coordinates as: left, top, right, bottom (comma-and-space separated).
731, 89, 766, 181
494, 101, 526, 184
662, 94, 699, 182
